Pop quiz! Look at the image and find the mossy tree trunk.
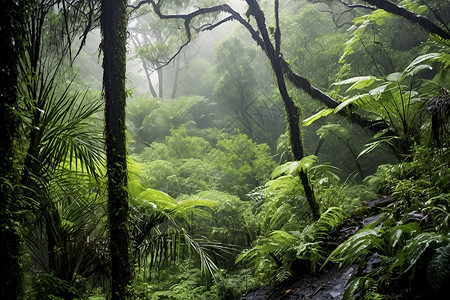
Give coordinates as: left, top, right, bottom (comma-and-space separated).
101, 0, 132, 298
245, 0, 320, 220
0, 1, 28, 298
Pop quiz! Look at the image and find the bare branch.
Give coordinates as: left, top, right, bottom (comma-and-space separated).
274, 0, 281, 56
319, 8, 354, 28
131, 1, 264, 69
279, 56, 388, 133
200, 16, 234, 32
339, 0, 376, 10
132, 0, 387, 134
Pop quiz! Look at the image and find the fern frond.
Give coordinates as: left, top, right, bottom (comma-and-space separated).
402, 232, 445, 273
427, 243, 450, 290
324, 227, 382, 267
384, 222, 420, 255
315, 207, 345, 233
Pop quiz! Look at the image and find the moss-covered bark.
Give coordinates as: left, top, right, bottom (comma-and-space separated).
245, 0, 320, 220
101, 0, 132, 298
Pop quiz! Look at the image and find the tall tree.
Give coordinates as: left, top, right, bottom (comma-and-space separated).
130, 0, 321, 220
0, 0, 28, 298
101, 0, 132, 298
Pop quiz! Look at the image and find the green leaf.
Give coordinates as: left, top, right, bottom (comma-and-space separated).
403, 64, 432, 78
271, 162, 299, 179
333, 76, 377, 87
302, 108, 334, 127
178, 198, 217, 210
357, 137, 398, 159
386, 72, 402, 82
346, 77, 379, 92
334, 94, 370, 113
137, 188, 178, 208
402, 53, 440, 77
316, 124, 349, 140
271, 156, 318, 179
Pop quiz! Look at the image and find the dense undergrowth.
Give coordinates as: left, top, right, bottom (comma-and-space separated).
9, 0, 450, 299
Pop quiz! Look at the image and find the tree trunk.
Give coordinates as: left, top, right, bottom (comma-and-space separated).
171, 56, 180, 99
101, 0, 132, 298
362, 0, 450, 39
0, 1, 28, 298
157, 67, 164, 98
129, 33, 158, 98
246, 0, 320, 220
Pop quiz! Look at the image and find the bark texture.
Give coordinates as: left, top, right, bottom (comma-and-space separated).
0, 1, 27, 298
101, 0, 132, 298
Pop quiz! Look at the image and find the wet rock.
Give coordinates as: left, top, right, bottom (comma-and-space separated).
405, 210, 427, 224
362, 213, 383, 227
363, 253, 382, 275
368, 194, 395, 208
244, 266, 357, 300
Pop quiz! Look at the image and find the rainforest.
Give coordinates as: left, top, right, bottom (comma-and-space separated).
1, 0, 449, 299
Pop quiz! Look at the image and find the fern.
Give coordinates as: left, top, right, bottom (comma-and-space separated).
343, 276, 388, 300
237, 207, 345, 280
427, 243, 450, 290
324, 224, 382, 268
401, 232, 446, 274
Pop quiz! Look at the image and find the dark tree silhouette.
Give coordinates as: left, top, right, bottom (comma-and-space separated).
0, 1, 28, 298
101, 0, 132, 298
361, 0, 450, 39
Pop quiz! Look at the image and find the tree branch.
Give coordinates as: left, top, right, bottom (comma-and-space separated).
132, 0, 387, 134
274, 0, 281, 56
279, 57, 388, 133
361, 0, 450, 40
339, 0, 375, 10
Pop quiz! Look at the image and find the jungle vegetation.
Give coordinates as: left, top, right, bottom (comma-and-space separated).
0, 0, 449, 299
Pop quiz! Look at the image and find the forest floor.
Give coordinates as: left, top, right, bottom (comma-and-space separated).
244, 265, 356, 300
242, 195, 446, 300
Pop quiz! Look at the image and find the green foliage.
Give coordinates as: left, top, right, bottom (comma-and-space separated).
27, 272, 87, 300
127, 96, 210, 153
427, 243, 450, 290
327, 220, 450, 297
25, 179, 109, 300
212, 36, 284, 149
337, 1, 429, 79
190, 190, 256, 249
328, 144, 450, 297
334, 52, 447, 158
365, 146, 449, 203
259, 174, 310, 232
271, 155, 318, 178
134, 127, 276, 197
237, 207, 345, 282
282, 3, 346, 89
130, 187, 221, 286
131, 262, 211, 300
210, 133, 276, 197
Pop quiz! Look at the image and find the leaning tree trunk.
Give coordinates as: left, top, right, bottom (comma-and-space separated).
362, 0, 450, 39
246, 0, 320, 220
101, 0, 132, 298
0, 1, 28, 298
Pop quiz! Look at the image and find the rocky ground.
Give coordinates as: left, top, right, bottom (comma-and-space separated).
242, 195, 444, 300
244, 266, 356, 300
